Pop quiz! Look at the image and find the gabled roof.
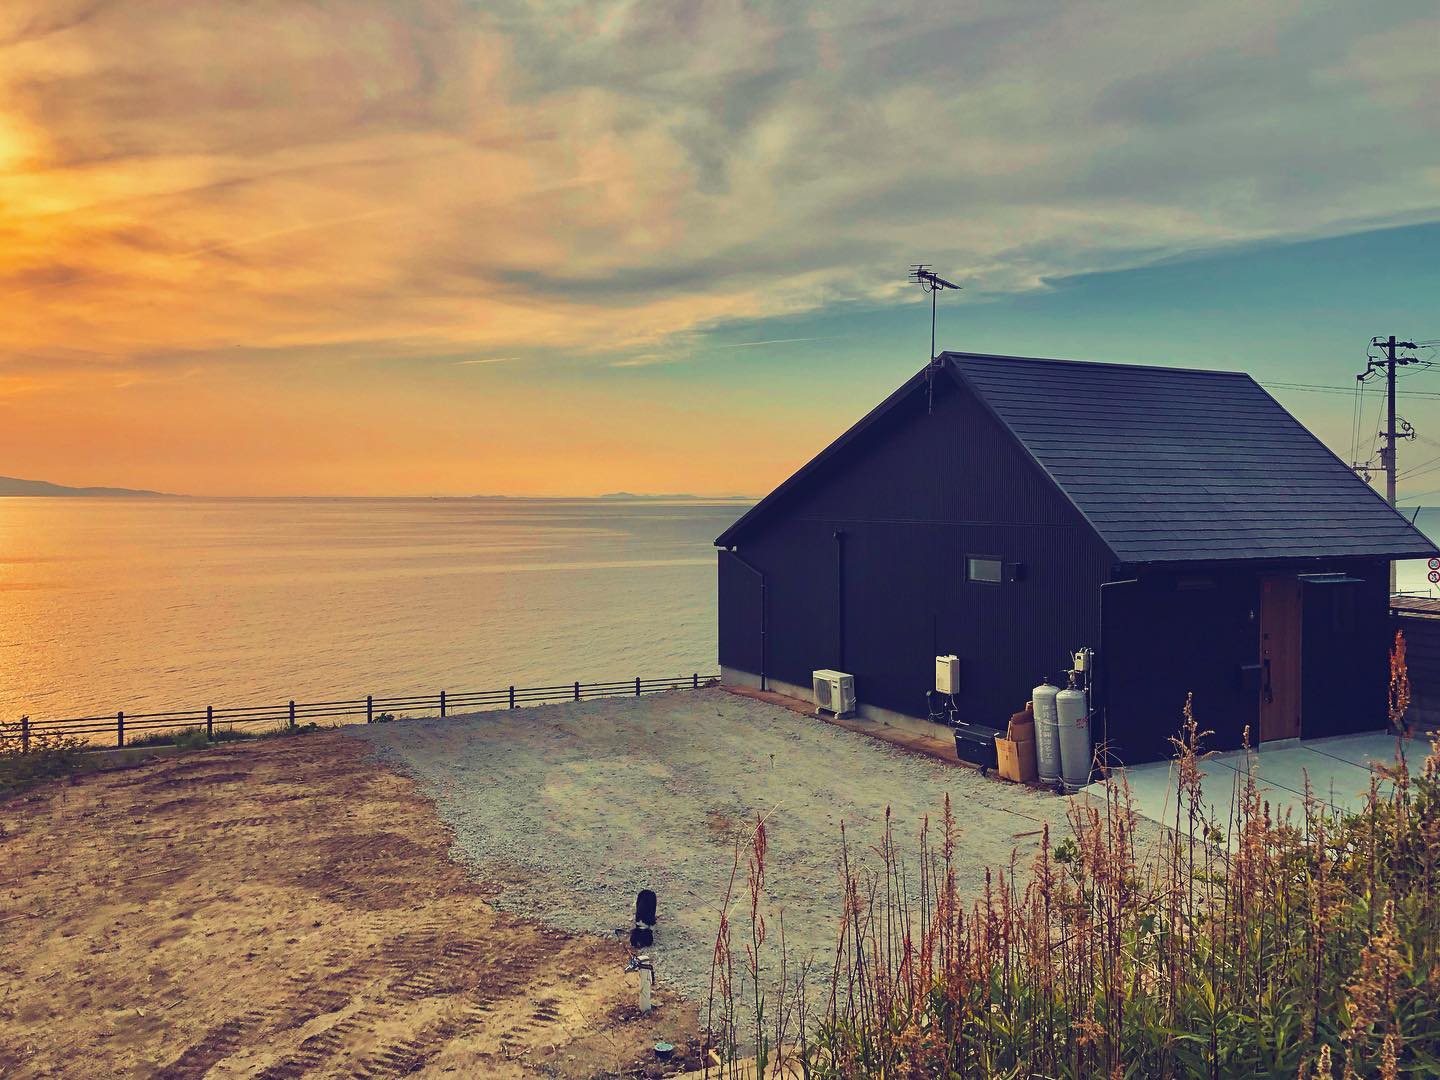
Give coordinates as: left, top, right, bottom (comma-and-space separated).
715, 364, 932, 549
717, 351, 1438, 565
949, 352, 1436, 563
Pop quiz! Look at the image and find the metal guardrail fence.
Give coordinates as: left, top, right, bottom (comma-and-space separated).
3, 673, 721, 750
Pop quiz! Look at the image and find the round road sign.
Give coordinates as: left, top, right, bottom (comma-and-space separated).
1428, 570, 1439, 584
1429, 557, 1440, 570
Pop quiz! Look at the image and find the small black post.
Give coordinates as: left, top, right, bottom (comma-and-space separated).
206, 705, 214, 740
573, 680, 581, 701
20, 715, 29, 754
117, 711, 125, 748
509, 685, 516, 709
693, 672, 699, 689
366, 695, 374, 724
289, 700, 296, 729
440, 690, 446, 718
635, 676, 641, 697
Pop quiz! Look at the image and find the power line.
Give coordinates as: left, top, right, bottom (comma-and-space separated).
1260, 380, 1440, 400
1398, 455, 1440, 482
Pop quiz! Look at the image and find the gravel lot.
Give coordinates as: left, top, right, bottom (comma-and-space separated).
345, 688, 1093, 1012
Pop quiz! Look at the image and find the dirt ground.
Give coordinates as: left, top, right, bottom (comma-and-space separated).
0, 733, 702, 1079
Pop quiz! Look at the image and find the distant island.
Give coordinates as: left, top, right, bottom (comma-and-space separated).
0, 477, 750, 500
466, 492, 754, 501
595, 492, 753, 501
0, 475, 175, 498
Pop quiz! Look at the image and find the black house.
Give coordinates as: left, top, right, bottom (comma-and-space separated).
715, 352, 1437, 764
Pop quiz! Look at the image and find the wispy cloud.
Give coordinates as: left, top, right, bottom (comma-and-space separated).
0, 0, 1436, 380
711, 336, 835, 349
455, 357, 519, 366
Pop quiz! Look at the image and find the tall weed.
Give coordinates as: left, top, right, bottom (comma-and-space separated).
708, 685, 1440, 1076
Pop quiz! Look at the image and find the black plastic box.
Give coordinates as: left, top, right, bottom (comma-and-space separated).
952, 720, 1001, 771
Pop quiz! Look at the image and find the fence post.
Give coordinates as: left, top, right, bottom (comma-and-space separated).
206, 706, 214, 740
574, 680, 581, 701
693, 672, 699, 689
289, 700, 296, 729
509, 685, 515, 709
20, 715, 29, 754
440, 690, 446, 718
366, 695, 373, 724
635, 676, 641, 697
117, 711, 125, 748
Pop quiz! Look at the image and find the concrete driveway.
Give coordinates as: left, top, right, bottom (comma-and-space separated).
1085, 729, 1435, 830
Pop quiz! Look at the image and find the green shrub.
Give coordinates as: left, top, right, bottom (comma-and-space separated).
0, 720, 87, 796
173, 728, 210, 750
124, 728, 194, 749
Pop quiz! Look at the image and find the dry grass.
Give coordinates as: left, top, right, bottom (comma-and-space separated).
706, 649, 1440, 1077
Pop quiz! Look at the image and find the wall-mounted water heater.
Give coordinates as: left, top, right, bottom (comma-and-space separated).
935, 654, 961, 694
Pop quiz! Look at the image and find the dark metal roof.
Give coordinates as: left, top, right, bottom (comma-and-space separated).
716, 350, 1438, 565
947, 352, 1438, 564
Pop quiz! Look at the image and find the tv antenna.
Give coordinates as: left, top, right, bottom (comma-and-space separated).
910, 265, 961, 364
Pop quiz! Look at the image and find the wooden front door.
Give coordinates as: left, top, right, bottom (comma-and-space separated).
1259, 575, 1302, 741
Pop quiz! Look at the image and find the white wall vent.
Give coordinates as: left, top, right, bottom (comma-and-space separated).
812, 669, 856, 718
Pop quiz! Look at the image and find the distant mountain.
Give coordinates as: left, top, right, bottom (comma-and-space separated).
0, 475, 175, 498
596, 492, 754, 501
465, 492, 754, 501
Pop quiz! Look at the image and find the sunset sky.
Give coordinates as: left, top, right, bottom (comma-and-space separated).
1, 1, 1438, 497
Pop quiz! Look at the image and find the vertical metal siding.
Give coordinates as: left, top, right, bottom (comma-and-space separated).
1300, 561, 1389, 739
717, 550, 764, 679
718, 374, 1110, 727
1097, 559, 1392, 764
1393, 609, 1440, 732
1098, 571, 1260, 764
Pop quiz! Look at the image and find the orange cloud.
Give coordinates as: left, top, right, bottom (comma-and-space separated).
0, 1, 1436, 493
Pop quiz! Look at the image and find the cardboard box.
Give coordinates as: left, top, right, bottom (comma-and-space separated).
995, 734, 1038, 783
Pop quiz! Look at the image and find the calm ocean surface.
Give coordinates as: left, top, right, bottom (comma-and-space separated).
3, 498, 1436, 722
0, 498, 749, 720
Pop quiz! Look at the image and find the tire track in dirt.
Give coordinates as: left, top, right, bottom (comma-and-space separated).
0, 732, 701, 1079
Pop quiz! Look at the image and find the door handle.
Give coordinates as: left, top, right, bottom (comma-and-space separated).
1262, 657, 1273, 704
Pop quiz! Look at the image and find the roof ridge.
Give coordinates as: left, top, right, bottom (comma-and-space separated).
941, 351, 1246, 379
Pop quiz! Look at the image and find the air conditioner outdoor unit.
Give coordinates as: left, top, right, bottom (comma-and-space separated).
812, 669, 856, 718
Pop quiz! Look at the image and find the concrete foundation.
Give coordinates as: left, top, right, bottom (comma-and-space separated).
721, 665, 951, 742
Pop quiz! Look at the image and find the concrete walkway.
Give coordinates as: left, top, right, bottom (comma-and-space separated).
1085, 729, 1435, 829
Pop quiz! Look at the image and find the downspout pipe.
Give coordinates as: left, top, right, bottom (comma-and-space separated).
833, 529, 846, 671
726, 548, 768, 691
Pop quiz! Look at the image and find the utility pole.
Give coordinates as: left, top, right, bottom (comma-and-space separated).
1367, 334, 1419, 591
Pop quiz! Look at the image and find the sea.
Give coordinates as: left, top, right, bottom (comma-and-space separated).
0, 498, 750, 721
3, 498, 1437, 723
